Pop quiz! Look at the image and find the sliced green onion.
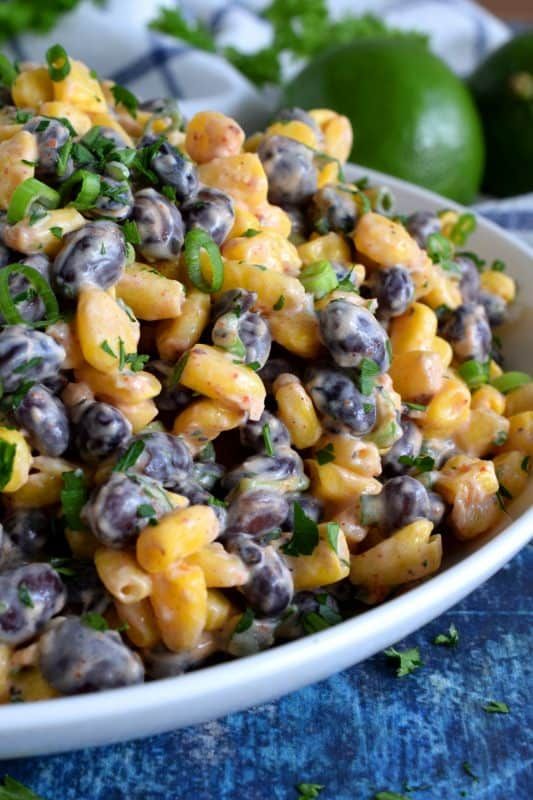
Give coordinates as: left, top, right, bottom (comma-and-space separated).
0, 54, 18, 88
0, 264, 60, 327
449, 212, 477, 246
46, 44, 71, 81
366, 186, 395, 215
60, 169, 101, 210
7, 178, 60, 224
491, 371, 531, 394
184, 229, 224, 293
457, 359, 489, 390
427, 232, 454, 263
299, 259, 338, 299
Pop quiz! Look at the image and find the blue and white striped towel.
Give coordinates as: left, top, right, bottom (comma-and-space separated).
4, 0, 532, 246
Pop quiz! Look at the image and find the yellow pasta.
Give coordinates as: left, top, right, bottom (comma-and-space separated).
137, 505, 219, 573
219, 260, 306, 313
156, 289, 211, 361
273, 374, 322, 449
284, 523, 350, 590
186, 543, 248, 588
390, 302, 438, 354
389, 351, 444, 402
222, 231, 301, 276
266, 308, 324, 359
116, 264, 185, 320
95, 548, 153, 604
185, 111, 245, 163
76, 287, 140, 374
115, 599, 160, 649
151, 563, 208, 651
172, 398, 245, 454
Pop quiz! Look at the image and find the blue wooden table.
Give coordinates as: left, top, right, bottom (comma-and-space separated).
4, 545, 532, 800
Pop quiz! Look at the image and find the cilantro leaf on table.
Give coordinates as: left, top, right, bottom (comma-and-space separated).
384, 646, 423, 677
0, 775, 44, 799
482, 700, 509, 714
433, 623, 459, 647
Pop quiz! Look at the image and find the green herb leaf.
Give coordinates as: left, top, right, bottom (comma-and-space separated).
262, 423, 274, 457
49, 226, 63, 239
234, 607, 254, 634
113, 440, 145, 473
100, 340, 116, 359
296, 783, 324, 800
493, 430, 508, 446
136, 503, 156, 520
18, 583, 33, 609
433, 622, 459, 647
81, 612, 109, 632
374, 793, 410, 800
463, 762, 479, 781
14, 357, 43, 374
282, 502, 319, 557
0, 440, 16, 491
123, 219, 141, 245
449, 212, 476, 246
60, 469, 88, 531
246, 361, 261, 371
315, 442, 335, 465
482, 700, 509, 714
169, 353, 189, 387
404, 402, 427, 412
384, 646, 423, 677
0, 775, 44, 799
242, 228, 260, 238
326, 521, 340, 553
359, 357, 380, 395
111, 84, 139, 118
458, 359, 489, 390
521, 456, 530, 473
398, 454, 435, 473
273, 294, 285, 311
491, 259, 506, 272
0, 55, 18, 88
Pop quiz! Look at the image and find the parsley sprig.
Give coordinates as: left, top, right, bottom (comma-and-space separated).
384, 646, 423, 677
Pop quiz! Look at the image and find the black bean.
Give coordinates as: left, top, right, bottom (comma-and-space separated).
226, 488, 289, 535
212, 289, 256, 319
226, 616, 278, 657
181, 187, 234, 245
405, 211, 440, 248
191, 460, 225, 491
382, 419, 423, 477
82, 473, 173, 548
366, 265, 415, 319
140, 136, 198, 201
63, 562, 110, 616
0, 253, 52, 325
284, 493, 323, 527
116, 432, 192, 487
226, 533, 293, 617
145, 360, 194, 414
455, 254, 481, 303
74, 400, 131, 463
2, 509, 50, 558
258, 357, 298, 392
318, 299, 390, 371
309, 184, 357, 234
479, 290, 507, 326
145, 643, 214, 679
222, 448, 305, 493
14, 383, 69, 456
39, 617, 144, 694
240, 410, 291, 452
305, 366, 376, 435
381, 476, 431, 533
0, 563, 65, 646
86, 178, 133, 222
274, 108, 322, 138
0, 326, 65, 393
284, 204, 309, 244
52, 220, 126, 299
24, 116, 72, 181
258, 135, 317, 206
276, 590, 340, 640
212, 307, 271, 369
132, 187, 185, 262
439, 303, 491, 363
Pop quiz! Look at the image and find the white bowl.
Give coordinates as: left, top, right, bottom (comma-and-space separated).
2, 165, 532, 758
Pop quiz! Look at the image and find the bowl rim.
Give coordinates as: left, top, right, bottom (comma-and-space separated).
2, 163, 532, 735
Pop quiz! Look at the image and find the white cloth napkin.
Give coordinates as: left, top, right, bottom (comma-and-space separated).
3, 0, 532, 242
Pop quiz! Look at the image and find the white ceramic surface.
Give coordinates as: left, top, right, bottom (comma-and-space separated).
2, 165, 532, 758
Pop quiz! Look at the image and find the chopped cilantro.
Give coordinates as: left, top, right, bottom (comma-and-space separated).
0, 775, 44, 799
491, 259, 506, 272
162, 185, 177, 202
14, 357, 43, 373
242, 228, 260, 238
326, 521, 340, 554
136, 503, 157, 522
123, 220, 141, 245
521, 456, 530, 473
100, 340, 116, 359
482, 700, 509, 714
462, 762, 478, 781
433, 622, 459, 647
296, 784, 324, 800
398, 454, 435, 473
315, 443, 335, 465
49, 226, 63, 239
17, 583, 33, 609
374, 793, 410, 800
111, 84, 138, 118
359, 357, 380, 395
281, 502, 319, 557
113, 440, 145, 473
273, 294, 285, 311
0, 440, 16, 491
169, 353, 189, 386
60, 469, 88, 531
234, 607, 254, 634
384, 646, 423, 677
493, 430, 508, 446
246, 361, 261, 371
404, 402, 427, 412
262, 423, 275, 457
81, 612, 109, 632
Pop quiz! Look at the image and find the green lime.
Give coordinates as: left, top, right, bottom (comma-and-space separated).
283, 37, 485, 203
470, 32, 533, 197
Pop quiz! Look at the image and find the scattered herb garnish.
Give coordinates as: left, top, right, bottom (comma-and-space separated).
326, 521, 340, 554
374, 793, 410, 800
282, 502, 319, 557
273, 294, 285, 311
296, 784, 324, 800
0, 440, 16, 492
493, 430, 508, 446
123, 220, 141, 245
242, 228, 260, 238
359, 357, 381, 395
234, 607, 254, 634
81, 612, 109, 632
462, 762, 479, 781
433, 623, 459, 647
169, 352, 189, 387
46, 43, 71, 81
521, 456, 530, 473
0, 775, 44, 799
113, 440, 145, 473
482, 700, 509, 714
384, 646, 423, 677
398, 454, 435, 473
17, 584, 33, 609
262, 423, 275, 457
491, 259, 506, 272
315, 442, 335, 465
404, 402, 427, 412
49, 226, 63, 239
60, 469, 88, 531
100, 340, 116, 359
111, 83, 139, 118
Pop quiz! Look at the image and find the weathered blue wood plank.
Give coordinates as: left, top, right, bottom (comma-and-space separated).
6, 547, 532, 800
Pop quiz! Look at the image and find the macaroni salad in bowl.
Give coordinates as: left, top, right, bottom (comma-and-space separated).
0, 46, 529, 703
